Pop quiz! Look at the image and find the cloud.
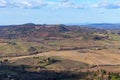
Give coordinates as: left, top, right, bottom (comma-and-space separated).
0, 0, 120, 9
11, 1, 32, 8
106, 2, 120, 9
0, 0, 47, 9
0, 0, 83, 9
0, 0, 7, 7
91, 1, 120, 9
56, 0, 82, 9
9, 0, 47, 9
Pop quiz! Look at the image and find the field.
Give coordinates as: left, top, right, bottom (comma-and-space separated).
5, 49, 119, 70
0, 49, 120, 80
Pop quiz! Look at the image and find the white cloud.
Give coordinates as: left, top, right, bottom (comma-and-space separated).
0, 0, 82, 9
13, 1, 32, 8
9, 0, 47, 9
56, 0, 82, 9
0, 0, 7, 7
0, 0, 120, 9
91, 1, 120, 9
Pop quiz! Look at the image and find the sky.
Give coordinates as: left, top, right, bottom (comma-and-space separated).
0, 0, 120, 25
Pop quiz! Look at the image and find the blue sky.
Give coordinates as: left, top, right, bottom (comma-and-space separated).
0, 0, 120, 25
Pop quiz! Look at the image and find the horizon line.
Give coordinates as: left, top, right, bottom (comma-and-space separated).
0, 22, 120, 26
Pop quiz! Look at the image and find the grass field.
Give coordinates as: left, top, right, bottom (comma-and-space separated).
2, 49, 118, 73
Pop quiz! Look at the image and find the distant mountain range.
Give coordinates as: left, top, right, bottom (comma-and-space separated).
80, 23, 120, 30
1, 23, 120, 30
65, 23, 120, 30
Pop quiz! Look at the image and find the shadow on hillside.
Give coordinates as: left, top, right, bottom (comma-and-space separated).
0, 64, 87, 80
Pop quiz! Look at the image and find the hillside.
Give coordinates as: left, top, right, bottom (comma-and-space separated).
0, 24, 120, 80
0, 23, 107, 39
0, 23, 120, 57
0, 23, 109, 57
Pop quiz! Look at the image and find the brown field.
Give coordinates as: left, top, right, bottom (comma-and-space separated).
8, 49, 120, 65
6, 49, 120, 72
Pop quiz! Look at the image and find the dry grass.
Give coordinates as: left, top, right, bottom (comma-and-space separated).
8, 49, 120, 65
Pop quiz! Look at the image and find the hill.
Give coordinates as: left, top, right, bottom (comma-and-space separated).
0, 23, 120, 80
0, 23, 107, 39
0, 23, 120, 57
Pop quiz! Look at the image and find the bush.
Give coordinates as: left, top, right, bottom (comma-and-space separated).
110, 73, 120, 80
36, 57, 58, 67
28, 47, 38, 54
8, 41, 17, 45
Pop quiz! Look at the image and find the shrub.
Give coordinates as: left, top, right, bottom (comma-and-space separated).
28, 47, 38, 54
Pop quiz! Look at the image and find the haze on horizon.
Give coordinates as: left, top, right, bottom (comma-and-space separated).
0, 0, 120, 25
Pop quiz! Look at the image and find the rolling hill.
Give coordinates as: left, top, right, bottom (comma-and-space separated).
0, 23, 107, 39
0, 23, 120, 80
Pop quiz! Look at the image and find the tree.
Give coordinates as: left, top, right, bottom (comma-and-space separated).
28, 47, 38, 54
